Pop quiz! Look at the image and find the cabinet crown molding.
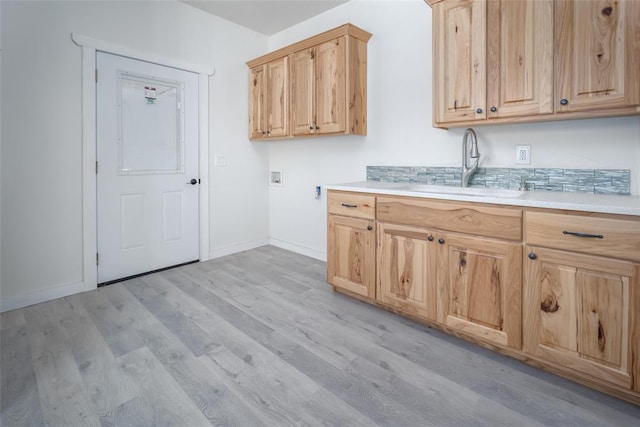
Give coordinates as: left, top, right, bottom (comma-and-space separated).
246, 23, 372, 68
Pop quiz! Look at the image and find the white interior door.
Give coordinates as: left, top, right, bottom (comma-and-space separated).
97, 52, 199, 284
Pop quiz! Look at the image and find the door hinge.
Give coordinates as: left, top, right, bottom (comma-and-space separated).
95, 161, 98, 174
95, 69, 98, 83
96, 253, 99, 266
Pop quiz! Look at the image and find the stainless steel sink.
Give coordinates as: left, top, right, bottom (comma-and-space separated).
396, 184, 523, 198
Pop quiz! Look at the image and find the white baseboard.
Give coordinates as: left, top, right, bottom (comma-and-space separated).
208, 238, 270, 260
269, 238, 327, 262
0, 280, 87, 313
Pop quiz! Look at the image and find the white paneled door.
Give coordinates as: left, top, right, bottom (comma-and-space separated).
97, 52, 199, 284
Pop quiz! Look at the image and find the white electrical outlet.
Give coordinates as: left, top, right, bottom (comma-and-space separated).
515, 145, 531, 165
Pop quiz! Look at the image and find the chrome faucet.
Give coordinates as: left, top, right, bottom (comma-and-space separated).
462, 128, 480, 187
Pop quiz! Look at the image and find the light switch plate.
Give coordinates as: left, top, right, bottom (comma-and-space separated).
214, 154, 227, 167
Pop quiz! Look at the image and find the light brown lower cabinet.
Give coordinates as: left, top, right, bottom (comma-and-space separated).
438, 234, 522, 349
326, 189, 640, 403
327, 213, 376, 298
377, 222, 438, 321
377, 222, 522, 347
523, 245, 638, 390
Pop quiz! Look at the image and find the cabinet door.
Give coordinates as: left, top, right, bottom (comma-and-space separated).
486, 0, 553, 118
265, 57, 289, 138
433, 0, 486, 124
327, 215, 375, 298
437, 234, 522, 349
315, 37, 346, 134
249, 65, 266, 139
377, 223, 437, 321
290, 48, 315, 136
555, 0, 640, 112
524, 246, 635, 389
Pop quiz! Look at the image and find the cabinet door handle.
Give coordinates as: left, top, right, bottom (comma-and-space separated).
427, 235, 434, 242
490, 106, 497, 113
476, 108, 483, 114
560, 98, 569, 106
528, 252, 537, 260
562, 230, 604, 239
367, 225, 373, 231
309, 126, 314, 130
341, 203, 358, 208
315, 125, 320, 130
438, 238, 445, 244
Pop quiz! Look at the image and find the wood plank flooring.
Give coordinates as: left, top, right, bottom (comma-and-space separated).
2, 245, 640, 426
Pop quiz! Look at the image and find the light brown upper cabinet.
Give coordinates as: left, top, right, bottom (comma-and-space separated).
428, 0, 640, 128
433, 0, 487, 124
247, 24, 372, 140
433, 0, 554, 126
291, 38, 346, 136
487, 0, 554, 119
249, 57, 289, 140
555, 0, 640, 113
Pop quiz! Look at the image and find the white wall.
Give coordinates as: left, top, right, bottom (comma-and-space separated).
267, 0, 640, 261
0, 1, 269, 310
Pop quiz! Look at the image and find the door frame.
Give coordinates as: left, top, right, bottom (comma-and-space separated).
73, 33, 215, 292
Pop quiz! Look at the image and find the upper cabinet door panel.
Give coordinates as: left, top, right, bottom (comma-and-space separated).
556, 0, 640, 112
486, 0, 554, 117
249, 66, 266, 139
315, 37, 347, 134
434, 0, 486, 123
290, 48, 315, 136
266, 57, 289, 138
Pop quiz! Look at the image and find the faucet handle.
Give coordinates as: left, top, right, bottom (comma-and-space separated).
519, 177, 529, 191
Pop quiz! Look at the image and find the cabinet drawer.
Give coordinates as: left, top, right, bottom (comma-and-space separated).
377, 196, 522, 241
328, 191, 376, 219
525, 211, 640, 262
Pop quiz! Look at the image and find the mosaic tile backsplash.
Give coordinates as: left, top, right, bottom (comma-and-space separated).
366, 166, 631, 195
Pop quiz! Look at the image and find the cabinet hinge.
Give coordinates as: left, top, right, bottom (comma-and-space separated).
96, 253, 99, 266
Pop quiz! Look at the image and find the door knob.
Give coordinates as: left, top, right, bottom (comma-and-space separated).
187, 178, 198, 185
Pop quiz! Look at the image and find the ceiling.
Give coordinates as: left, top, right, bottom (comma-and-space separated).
182, 1, 350, 36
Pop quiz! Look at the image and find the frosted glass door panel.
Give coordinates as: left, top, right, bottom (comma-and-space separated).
118, 74, 184, 174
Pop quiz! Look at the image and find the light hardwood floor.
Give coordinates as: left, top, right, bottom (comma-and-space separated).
2, 245, 640, 426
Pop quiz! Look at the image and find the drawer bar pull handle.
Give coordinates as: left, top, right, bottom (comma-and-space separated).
562, 231, 604, 239
341, 203, 358, 208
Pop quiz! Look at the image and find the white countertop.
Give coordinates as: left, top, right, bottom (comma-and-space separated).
325, 181, 640, 216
